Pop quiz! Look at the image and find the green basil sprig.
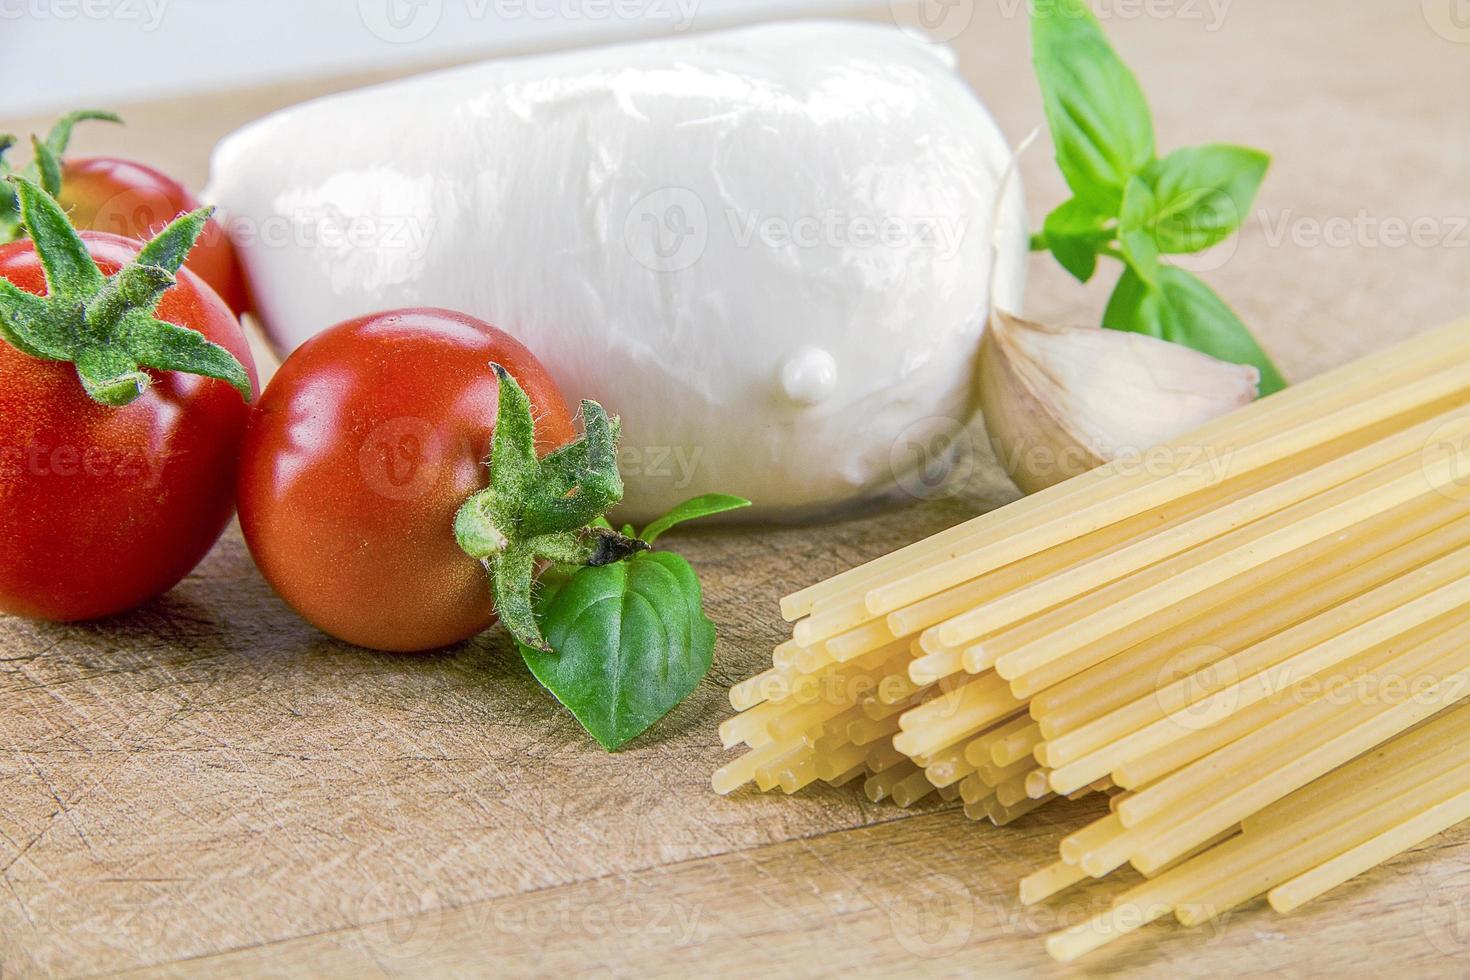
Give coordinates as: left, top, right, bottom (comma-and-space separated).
518, 494, 751, 750
1029, 0, 1285, 394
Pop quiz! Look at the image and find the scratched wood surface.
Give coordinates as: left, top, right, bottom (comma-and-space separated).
7, 1, 1470, 976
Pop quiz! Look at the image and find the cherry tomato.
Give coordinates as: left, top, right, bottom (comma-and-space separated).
58, 157, 251, 317
0, 233, 259, 621
236, 309, 577, 652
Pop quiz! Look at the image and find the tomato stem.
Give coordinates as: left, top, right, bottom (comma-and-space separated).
0, 109, 121, 243
454, 365, 646, 652
0, 176, 252, 406
533, 527, 648, 567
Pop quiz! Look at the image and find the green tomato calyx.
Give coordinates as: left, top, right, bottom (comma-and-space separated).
454, 364, 647, 652
0, 175, 252, 406
0, 109, 122, 243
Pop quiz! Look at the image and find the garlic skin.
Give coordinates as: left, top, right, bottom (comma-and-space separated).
979, 311, 1261, 494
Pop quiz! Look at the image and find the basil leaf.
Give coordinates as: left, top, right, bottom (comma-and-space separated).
520, 551, 715, 751
640, 493, 752, 546
1118, 177, 1162, 286
1032, 0, 1156, 213
1134, 145, 1270, 254
1104, 266, 1287, 395
1042, 197, 1114, 283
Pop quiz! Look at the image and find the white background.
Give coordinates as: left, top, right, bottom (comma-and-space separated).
0, 0, 887, 116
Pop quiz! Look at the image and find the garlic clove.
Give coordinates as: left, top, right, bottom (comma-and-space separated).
979, 310, 1261, 494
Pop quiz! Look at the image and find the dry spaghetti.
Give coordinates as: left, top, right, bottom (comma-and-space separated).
715, 320, 1470, 961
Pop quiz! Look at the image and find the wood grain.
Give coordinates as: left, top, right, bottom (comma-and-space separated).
6, 1, 1470, 976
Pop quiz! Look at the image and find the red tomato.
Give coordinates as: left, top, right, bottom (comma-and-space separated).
236, 309, 577, 653
58, 157, 251, 317
0, 233, 259, 621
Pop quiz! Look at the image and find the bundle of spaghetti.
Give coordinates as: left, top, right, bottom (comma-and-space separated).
1044, 702, 1470, 961
715, 320, 1470, 957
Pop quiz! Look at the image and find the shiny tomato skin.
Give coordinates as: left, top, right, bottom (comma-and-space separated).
0, 233, 260, 622
237, 309, 577, 653
58, 157, 251, 317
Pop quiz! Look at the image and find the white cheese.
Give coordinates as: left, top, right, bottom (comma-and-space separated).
208, 20, 1027, 522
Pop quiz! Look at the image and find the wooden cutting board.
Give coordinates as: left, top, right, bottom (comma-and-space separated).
7, 2, 1470, 976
